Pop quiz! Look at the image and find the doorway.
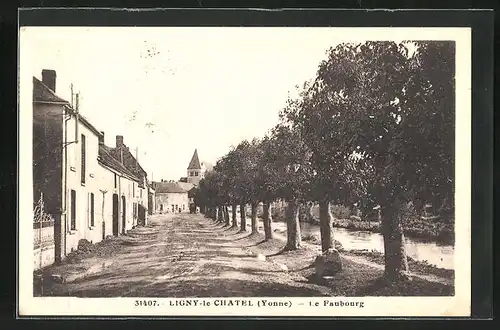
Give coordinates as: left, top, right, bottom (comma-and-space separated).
138, 205, 146, 226
121, 195, 126, 234
112, 194, 119, 236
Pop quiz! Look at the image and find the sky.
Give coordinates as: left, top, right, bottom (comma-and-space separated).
22, 27, 345, 181
20, 27, 462, 181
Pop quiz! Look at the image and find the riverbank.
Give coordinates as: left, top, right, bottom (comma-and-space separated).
329, 217, 454, 245
267, 204, 454, 245
299, 233, 454, 281
245, 226, 454, 295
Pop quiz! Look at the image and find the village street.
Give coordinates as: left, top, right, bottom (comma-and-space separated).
36, 213, 334, 297
35, 213, 453, 297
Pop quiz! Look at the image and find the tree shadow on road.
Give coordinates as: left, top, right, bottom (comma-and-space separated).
232, 233, 252, 240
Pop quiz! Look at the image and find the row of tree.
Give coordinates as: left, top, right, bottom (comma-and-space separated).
194, 41, 455, 282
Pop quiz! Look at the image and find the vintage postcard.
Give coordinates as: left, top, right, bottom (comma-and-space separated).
18, 22, 471, 317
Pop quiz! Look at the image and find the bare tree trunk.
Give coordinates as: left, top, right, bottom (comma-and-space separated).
219, 206, 225, 224
216, 206, 222, 223
239, 203, 247, 232
285, 199, 301, 250
231, 203, 238, 228
219, 205, 226, 223
251, 202, 259, 234
262, 201, 273, 240
319, 200, 334, 253
381, 203, 409, 282
306, 202, 315, 223
224, 205, 230, 226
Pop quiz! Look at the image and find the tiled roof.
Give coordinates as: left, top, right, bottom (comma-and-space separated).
33, 77, 69, 104
110, 146, 147, 182
154, 182, 188, 194
98, 145, 140, 182
33, 76, 103, 137
177, 182, 195, 191
187, 149, 201, 169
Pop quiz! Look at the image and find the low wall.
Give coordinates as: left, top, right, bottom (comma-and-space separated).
33, 222, 55, 270
34, 244, 55, 270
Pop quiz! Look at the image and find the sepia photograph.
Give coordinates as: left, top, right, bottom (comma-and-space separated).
18, 20, 472, 317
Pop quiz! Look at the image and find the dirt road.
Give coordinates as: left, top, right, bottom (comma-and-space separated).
38, 213, 333, 297
36, 213, 453, 297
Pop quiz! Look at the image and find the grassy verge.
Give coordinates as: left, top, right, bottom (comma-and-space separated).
342, 249, 454, 280
238, 232, 453, 296
299, 233, 453, 280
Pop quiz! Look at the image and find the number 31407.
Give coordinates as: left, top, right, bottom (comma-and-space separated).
134, 300, 159, 307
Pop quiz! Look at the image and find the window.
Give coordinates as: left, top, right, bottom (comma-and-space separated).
70, 190, 76, 230
195, 171, 198, 176
89, 193, 95, 227
81, 134, 86, 184
114, 173, 117, 188
140, 188, 142, 198
160, 204, 163, 211
190, 171, 194, 176
133, 183, 135, 197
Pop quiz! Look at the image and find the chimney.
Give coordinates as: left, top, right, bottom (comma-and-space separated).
42, 69, 57, 92
99, 131, 105, 145
116, 135, 124, 148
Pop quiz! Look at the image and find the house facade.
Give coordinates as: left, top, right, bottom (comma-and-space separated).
108, 135, 150, 226
97, 139, 143, 238
152, 181, 189, 213
32, 69, 151, 270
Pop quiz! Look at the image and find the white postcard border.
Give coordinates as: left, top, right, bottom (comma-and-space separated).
18, 26, 471, 317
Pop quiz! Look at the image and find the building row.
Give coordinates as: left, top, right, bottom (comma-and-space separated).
150, 149, 213, 215
33, 69, 155, 270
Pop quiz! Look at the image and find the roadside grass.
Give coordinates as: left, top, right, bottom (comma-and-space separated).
231, 228, 454, 297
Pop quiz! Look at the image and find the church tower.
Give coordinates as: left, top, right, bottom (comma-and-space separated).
187, 149, 204, 185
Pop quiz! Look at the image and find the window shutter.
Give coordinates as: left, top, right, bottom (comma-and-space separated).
70, 190, 76, 230
90, 193, 95, 227
81, 134, 86, 184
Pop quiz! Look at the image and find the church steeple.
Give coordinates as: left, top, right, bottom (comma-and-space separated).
187, 149, 204, 185
187, 149, 201, 170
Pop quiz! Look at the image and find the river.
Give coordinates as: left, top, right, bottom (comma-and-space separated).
268, 221, 454, 270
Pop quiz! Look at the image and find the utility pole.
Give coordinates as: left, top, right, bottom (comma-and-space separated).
75, 92, 79, 111
75, 92, 80, 142
70, 83, 74, 107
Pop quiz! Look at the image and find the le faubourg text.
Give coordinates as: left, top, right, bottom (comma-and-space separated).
134, 299, 365, 309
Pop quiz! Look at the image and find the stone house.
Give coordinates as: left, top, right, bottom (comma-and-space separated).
33, 70, 112, 266
106, 135, 150, 226
97, 141, 143, 238
152, 181, 189, 213
32, 69, 150, 269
